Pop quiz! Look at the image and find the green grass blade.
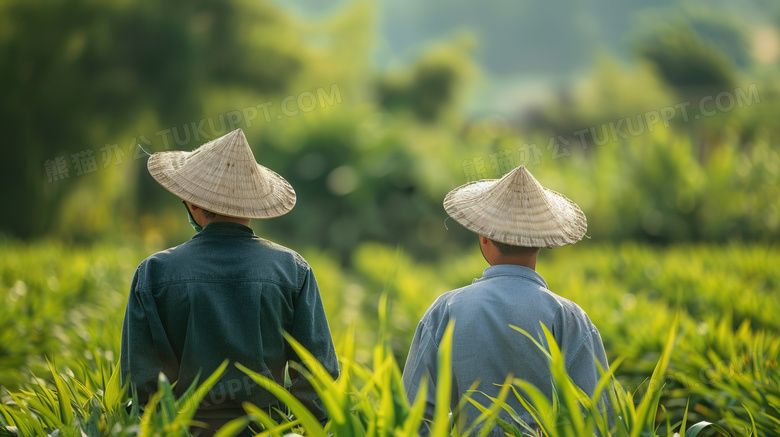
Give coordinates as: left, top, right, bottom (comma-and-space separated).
256, 419, 302, 437
243, 401, 280, 435
540, 324, 585, 433
176, 360, 229, 425
430, 321, 455, 437
402, 377, 429, 436
512, 379, 555, 436
213, 416, 251, 437
157, 372, 177, 423
510, 325, 553, 362
462, 375, 514, 437
139, 390, 162, 435
685, 421, 733, 437
678, 398, 690, 435
282, 332, 345, 424
742, 403, 757, 437
46, 357, 73, 426
102, 360, 126, 413
631, 313, 678, 437
236, 363, 326, 437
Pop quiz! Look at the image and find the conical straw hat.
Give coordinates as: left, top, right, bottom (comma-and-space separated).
147, 128, 295, 219
443, 165, 587, 248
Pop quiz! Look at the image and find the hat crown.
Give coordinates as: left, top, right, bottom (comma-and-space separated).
443, 165, 587, 248
488, 165, 545, 208
147, 128, 296, 219
176, 129, 271, 197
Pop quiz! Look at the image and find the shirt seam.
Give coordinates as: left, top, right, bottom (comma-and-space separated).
556, 305, 594, 368
564, 333, 591, 368
136, 278, 301, 292
419, 319, 440, 349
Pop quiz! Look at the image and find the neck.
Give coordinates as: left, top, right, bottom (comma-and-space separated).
205, 216, 251, 227
490, 255, 537, 270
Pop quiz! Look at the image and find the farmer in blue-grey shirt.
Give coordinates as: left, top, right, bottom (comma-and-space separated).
402, 165, 611, 435
121, 128, 338, 436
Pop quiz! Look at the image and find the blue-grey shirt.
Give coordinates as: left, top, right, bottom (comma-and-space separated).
120, 222, 338, 421
402, 264, 610, 435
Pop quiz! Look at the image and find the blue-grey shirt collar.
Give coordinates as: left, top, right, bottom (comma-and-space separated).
474, 264, 548, 289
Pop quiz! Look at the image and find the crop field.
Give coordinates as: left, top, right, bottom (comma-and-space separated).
1, 240, 778, 436
3, 0, 780, 435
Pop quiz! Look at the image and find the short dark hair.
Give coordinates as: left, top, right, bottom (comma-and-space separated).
490, 239, 540, 255
183, 200, 218, 219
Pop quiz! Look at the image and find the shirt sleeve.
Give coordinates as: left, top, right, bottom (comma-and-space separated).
120, 265, 178, 405
402, 320, 438, 432
285, 265, 339, 422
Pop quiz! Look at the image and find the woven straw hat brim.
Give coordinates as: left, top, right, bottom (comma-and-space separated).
148, 150, 296, 219
443, 168, 587, 249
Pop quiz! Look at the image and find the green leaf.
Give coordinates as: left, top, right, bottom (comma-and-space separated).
176, 360, 230, 427
540, 323, 585, 433
631, 312, 678, 437
213, 416, 251, 437
156, 372, 177, 424
462, 375, 513, 437
282, 333, 344, 424
512, 379, 556, 435
102, 360, 126, 413
256, 419, 302, 437
243, 401, 280, 435
236, 363, 326, 437
402, 377, 429, 436
685, 420, 733, 437
139, 390, 163, 435
430, 321, 455, 437
46, 358, 73, 426
742, 403, 758, 437
678, 398, 690, 435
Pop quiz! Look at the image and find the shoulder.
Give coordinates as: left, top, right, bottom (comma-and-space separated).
550, 292, 594, 328
130, 244, 186, 289
253, 239, 312, 289
416, 284, 474, 343
547, 292, 603, 358
134, 243, 185, 273
424, 284, 471, 315
256, 238, 310, 270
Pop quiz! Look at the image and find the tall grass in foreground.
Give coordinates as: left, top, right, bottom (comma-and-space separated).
0, 357, 231, 437
1, 300, 755, 436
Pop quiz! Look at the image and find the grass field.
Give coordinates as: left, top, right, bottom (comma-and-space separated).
1, 240, 778, 436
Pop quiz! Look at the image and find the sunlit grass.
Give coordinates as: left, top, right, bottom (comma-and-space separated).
1, 241, 779, 435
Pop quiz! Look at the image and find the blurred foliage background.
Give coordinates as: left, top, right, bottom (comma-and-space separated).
1, 0, 778, 255
2, 0, 780, 433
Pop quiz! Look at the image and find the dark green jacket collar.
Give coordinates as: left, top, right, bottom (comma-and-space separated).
191, 222, 255, 239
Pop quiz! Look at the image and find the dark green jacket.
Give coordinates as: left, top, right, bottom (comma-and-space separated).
120, 222, 338, 421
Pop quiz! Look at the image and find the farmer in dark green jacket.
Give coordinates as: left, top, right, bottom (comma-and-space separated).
120, 128, 338, 436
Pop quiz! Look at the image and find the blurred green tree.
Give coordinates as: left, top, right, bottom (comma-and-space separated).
0, 0, 304, 238
376, 39, 476, 123
633, 9, 750, 100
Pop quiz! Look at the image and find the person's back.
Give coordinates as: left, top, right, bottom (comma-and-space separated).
404, 264, 608, 433
123, 222, 337, 418
402, 165, 611, 435
121, 129, 338, 436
